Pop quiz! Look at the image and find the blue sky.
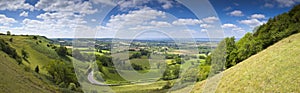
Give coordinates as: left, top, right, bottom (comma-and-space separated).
0, 0, 299, 38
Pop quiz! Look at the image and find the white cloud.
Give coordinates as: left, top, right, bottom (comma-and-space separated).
90, 0, 117, 6
106, 7, 166, 29
221, 23, 245, 36
150, 21, 171, 27
22, 18, 43, 28
37, 12, 82, 20
275, 0, 300, 7
239, 19, 264, 27
264, 3, 274, 8
233, 3, 239, 6
20, 11, 29, 17
172, 19, 202, 25
182, 29, 197, 33
0, 14, 17, 26
232, 27, 244, 32
116, 0, 174, 10
35, 0, 97, 15
221, 23, 237, 28
117, 0, 150, 10
158, 0, 174, 9
91, 19, 97, 22
250, 14, 266, 19
228, 10, 244, 16
200, 24, 213, 28
201, 29, 208, 32
0, 0, 34, 11
202, 16, 219, 23
224, 6, 232, 11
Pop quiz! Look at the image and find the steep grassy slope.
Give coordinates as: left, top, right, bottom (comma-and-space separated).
191, 33, 300, 92
0, 35, 59, 74
0, 51, 58, 93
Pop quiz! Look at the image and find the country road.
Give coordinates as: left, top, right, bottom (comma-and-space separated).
87, 70, 118, 86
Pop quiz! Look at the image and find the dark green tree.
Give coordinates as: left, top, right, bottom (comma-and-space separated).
6, 31, 11, 35
55, 46, 68, 57
35, 65, 39, 73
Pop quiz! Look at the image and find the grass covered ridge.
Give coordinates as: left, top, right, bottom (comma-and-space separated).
191, 32, 300, 92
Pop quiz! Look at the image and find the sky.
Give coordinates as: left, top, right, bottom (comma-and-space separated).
0, 0, 299, 38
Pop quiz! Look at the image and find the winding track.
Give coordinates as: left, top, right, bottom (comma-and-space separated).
87, 70, 118, 86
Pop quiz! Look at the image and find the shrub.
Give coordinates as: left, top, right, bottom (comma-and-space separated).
162, 81, 173, 89
35, 65, 39, 73
24, 66, 31, 72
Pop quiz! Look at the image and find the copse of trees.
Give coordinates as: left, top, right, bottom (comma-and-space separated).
96, 55, 113, 67
55, 46, 68, 57
129, 49, 151, 59
45, 60, 80, 91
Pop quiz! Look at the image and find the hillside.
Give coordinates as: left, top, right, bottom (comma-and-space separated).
0, 35, 79, 92
191, 32, 300, 92
0, 35, 60, 74
0, 51, 57, 93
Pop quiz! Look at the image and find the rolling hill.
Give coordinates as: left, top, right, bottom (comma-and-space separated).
191, 32, 300, 92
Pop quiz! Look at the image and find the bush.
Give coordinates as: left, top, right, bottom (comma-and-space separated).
68, 83, 77, 91
55, 46, 68, 57
199, 54, 207, 59
24, 66, 31, 72
162, 81, 173, 89
35, 65, 39, 73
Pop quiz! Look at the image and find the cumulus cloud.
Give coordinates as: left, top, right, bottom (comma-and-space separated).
275, 0, 300, 7
200, 24, 213, 28
0, 0, 34, 11
37, 12, 80, 20
106, 7, 166, 29
91, 19, 97, 22
90, 0, 117, 6
221, 23, 237, 28
221, 23, 245, 35
201, 29, 208, 32
172, 19, 202, 25
117, 0, 174, 10
19, 11, 28, 17
264, 0, 300, 8
228, 10, 244, 16
0, 14, 17, 26
250, 14, 266, 19
202, 16, 219, 23
238, 19, 265, 27
158, 0, 174, 9
35, 0, 97, 15
150, 21, 171, 27
117, 0, 150, 10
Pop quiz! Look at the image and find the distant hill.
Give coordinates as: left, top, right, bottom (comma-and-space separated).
191, 32, 300, 92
